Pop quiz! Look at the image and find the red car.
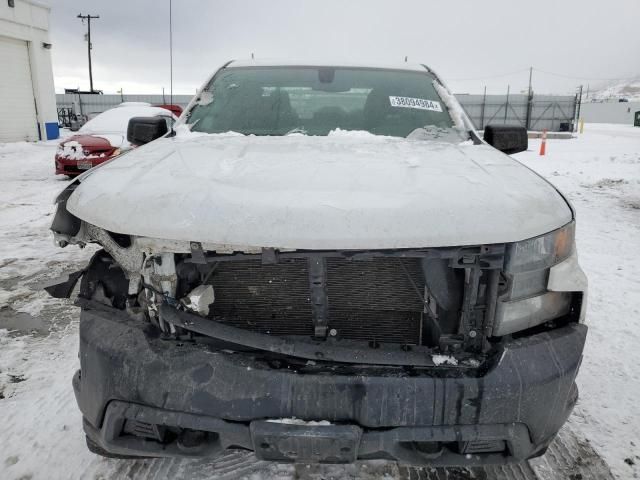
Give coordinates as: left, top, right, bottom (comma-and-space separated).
153, 103, 183, 117
55, 103, 178, 176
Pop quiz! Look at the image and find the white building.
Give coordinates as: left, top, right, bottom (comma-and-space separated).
0, 0, 58, 142
580, 101, 640, 126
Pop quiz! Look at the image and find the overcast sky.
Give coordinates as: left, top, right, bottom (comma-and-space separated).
48, 0, 640, 96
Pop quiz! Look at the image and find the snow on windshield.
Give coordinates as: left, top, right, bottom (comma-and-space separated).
79, 106, 172, 135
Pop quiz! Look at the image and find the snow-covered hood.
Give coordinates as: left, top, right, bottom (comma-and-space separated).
66, 132, 572, 250
89, 134, 125, 148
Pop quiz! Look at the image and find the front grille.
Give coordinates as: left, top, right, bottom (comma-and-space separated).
63, 165, 84, 173
208, 257, 426, 344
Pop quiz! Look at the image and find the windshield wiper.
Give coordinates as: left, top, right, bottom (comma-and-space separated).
406, 125, 469, 143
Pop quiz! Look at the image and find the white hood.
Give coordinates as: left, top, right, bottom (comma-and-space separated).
66, 132, 572, 250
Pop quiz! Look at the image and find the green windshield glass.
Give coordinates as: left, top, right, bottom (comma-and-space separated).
187, 67, 456, 137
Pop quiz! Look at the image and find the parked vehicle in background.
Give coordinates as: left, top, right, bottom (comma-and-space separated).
48, 60, 587, 466
54, 103, 177, 176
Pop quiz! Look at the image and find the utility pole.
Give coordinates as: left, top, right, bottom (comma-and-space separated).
575, 85, 583, 133
169, 0, 174, 107
77, 13, 100, 93
525, 67, 533, 130
480, 85, 487, 130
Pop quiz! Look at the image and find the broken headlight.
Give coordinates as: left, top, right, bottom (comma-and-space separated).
493, 222, 576, 336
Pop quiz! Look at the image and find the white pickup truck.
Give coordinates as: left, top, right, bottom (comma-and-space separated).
48, 60, 587, 466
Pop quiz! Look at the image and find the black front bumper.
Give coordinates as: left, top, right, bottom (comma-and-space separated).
74, 305, 586, 465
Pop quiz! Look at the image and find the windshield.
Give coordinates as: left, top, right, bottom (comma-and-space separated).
187, 66, 459, 138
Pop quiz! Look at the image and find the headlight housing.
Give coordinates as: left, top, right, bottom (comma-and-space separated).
492, 222, 579, 336
505, 222, 574, 275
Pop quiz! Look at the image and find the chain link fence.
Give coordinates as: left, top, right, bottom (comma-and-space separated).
57, 93, 578, 132
456, 93, 578, 132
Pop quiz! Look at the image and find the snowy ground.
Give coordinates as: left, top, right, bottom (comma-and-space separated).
514, 124, 640, 479
0, 124, 638, 479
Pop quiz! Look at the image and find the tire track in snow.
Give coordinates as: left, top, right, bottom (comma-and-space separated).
530, 426, 615, 480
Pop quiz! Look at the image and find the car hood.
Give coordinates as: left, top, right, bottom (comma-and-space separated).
61, 134, 123, 149
60, 134, 110, 150
66, 132, 572, 250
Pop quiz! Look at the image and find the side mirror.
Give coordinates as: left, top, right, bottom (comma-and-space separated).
483, 125, 528, 155
127, 117, 168, 146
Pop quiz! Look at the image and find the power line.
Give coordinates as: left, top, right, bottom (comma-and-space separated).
532, 68, 635, 82
449, 67, 635, 84
448, 68, 529, 81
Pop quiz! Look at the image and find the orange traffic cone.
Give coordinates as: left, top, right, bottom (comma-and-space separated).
539, 129, 547, 156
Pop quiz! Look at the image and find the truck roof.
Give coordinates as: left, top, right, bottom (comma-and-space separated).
227, 58, 430, 73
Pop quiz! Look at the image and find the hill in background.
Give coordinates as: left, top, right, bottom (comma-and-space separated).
586, 76, 640, 102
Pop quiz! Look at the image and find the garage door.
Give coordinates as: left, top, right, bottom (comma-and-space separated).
0, 36, 39, 142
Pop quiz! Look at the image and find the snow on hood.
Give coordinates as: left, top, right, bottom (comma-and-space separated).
58, 134, 123, 154
58, 141, 86, 160
66, 133, 572, 250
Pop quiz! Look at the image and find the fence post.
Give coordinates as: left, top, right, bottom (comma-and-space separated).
480, 86, 487, 130
77, 94, 84, 117
503, 85, 510, 124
